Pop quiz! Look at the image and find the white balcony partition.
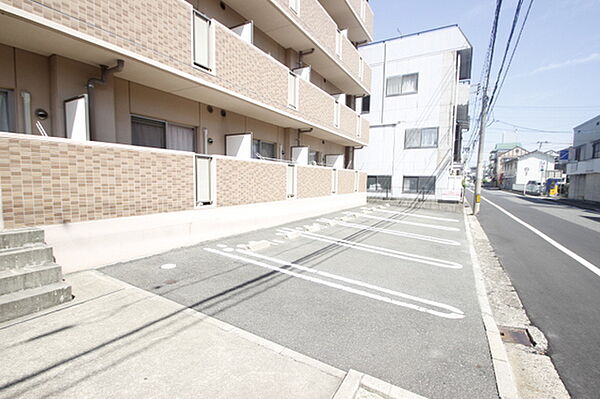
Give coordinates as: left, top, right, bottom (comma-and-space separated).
64, 94, 89, 141
291, 146, 309, 165
225, 133, 252, 159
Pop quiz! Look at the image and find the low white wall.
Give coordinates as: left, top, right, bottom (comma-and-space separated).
44, 193, 367, 273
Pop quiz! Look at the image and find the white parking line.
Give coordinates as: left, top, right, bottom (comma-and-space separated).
479, 194, 600, 278
346, 212, 460, 231
362, 207, 460, 222
319, 218, 461, 246
204, 247, 465, 319
278, 228, 463, 269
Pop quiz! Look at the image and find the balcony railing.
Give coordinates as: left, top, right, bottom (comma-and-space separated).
567, 159, 600, 175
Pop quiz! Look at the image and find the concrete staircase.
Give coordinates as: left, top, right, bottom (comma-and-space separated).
0, 228, 72, 323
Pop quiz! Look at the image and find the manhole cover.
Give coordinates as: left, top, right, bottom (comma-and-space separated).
498, 326, 534, 347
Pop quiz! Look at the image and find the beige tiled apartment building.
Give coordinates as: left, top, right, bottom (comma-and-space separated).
0, 0, 373, 271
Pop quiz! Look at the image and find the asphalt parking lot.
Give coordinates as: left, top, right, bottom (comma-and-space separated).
102, 203, 498, 399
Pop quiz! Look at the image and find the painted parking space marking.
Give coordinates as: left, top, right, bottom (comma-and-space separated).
278, 228, 463, 269
362, 207, 460, 223
477, 192, 600, 278
204, 247, 465, 319
345, 212, 460, 232
319, 218, 461, 246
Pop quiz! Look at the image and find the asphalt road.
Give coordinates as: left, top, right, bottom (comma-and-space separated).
468, 188, 600, 399
102, 204, 498, 399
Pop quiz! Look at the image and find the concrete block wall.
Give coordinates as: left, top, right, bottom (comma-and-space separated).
0, 133, 195, 229
215, 158, 287, 207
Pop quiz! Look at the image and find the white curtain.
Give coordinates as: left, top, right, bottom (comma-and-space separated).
421, 127, 438, 147
166, 124, 195, 152
401, 74, 418, 94
386, 76, 402, 96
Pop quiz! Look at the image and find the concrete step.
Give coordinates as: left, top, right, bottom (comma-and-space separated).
0, 228, 45, 250
0, 264, 63, 296
0, 244, 54, 271
0, 281, 72, 323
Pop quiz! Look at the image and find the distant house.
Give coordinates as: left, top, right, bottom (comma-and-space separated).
488, 143, 527, 186
567, 115, 600, 202
502, 151, 557, 191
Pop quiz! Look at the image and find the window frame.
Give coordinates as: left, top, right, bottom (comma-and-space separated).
252, 138, 277, 160
386, 73, 419, 97
593, 141, 600, 159
0, 89, 16, 132
367, 175, 392, 193
361, 95, 370, 114
404, 127, 439, 149
131, 115, 196, 152
402, 176, 436, 195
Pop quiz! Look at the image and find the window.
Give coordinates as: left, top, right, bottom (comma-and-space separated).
0, 89, 15, 132
252, 139, 276, 159
404, 127, 439, 149
193, 12, 212, 71
289, 0, 299, 14
132, 116, 165, 149
403, 176, 436, 194
361, 95, 370, 114
593, 142, 600, 159
386, 73, 418, 96
367, 175, 391, 192
308, 150, 321, 165
132, 116, 195, 152
288, 72, 298, 109
574, 146, 583, 161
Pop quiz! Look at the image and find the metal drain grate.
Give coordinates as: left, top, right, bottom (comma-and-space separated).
498, 326, 534, 347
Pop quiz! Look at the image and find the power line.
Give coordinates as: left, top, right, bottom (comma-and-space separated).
488, 0, 535, 113
492, 119, 572, 133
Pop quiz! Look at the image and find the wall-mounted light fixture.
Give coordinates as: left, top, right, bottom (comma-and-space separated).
35, 109, 48, 120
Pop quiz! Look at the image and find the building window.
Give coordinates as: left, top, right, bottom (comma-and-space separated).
574, 146, 583, 161
403, 176, 436, 194
386, 73, 418, 96
404, 127, 439, 149
252, 139, 276, 159
0, 89, 15, 132
593, 142, 600, 159
367, 175, 392, 192
288, 72, 298, 109
193, 12, 212, 71
131, 116, 195, 152
361, 95, 370, 114
308, 150, 321, 165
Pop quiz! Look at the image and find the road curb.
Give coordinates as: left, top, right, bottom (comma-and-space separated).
463, 205, 521, 399
332, 369, 428, 399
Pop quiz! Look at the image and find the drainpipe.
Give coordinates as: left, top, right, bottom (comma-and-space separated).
86, 59, 124, 141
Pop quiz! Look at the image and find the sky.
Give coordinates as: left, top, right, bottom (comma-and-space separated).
369, 0, 600, 165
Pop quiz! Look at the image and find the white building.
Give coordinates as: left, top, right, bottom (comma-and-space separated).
355, 25, 472, 201
567, 114, 600, 202
503, 151, 557, 191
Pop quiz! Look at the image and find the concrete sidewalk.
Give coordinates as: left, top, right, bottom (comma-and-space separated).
0, 270, 423, 399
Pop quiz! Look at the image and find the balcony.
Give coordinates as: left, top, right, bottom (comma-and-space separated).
224, 0, 371, 95
0, 0, 367, 146
318, 0, 374, 43
567, 158, 600, 175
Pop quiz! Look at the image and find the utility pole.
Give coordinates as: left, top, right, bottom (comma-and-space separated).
473, 0, 503, 215
473, 94, 489, 215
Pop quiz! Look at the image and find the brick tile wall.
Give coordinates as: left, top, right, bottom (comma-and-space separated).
215, 158, 287, 207
5, 0, 365, 144
297, 166, 332, 198
358, 172, 367, 192
0, 134, 194, 228
338, 169, 356, 194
